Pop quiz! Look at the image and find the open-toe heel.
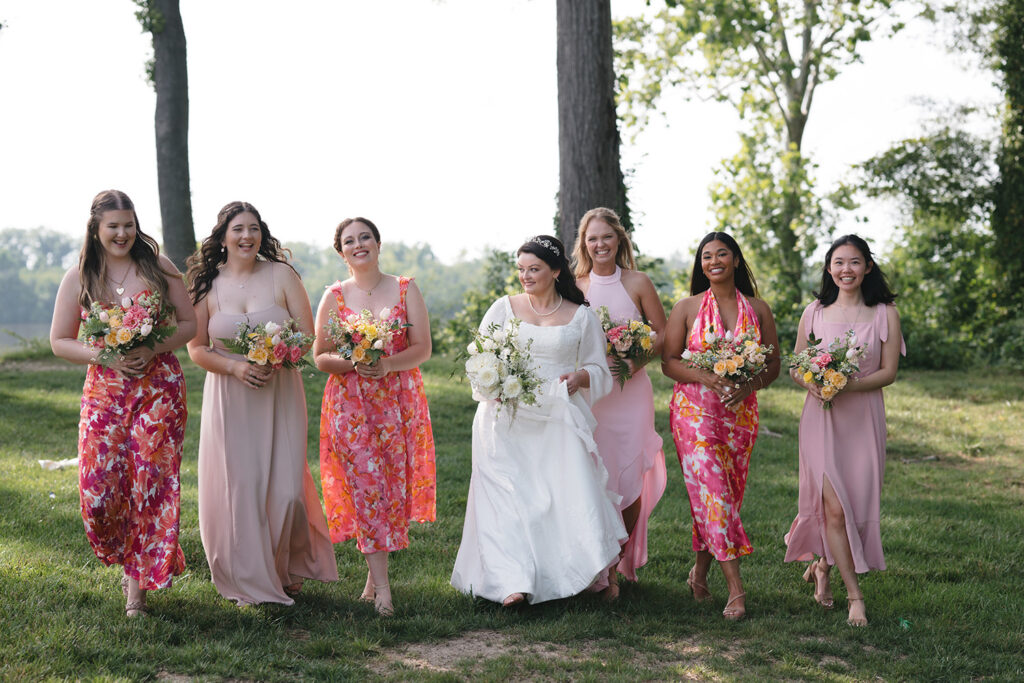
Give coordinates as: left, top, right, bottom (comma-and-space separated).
847, 596, 867, 627
687, 566, 712, 603
358, 571, 374, 603
804, 558, 834, 609
722, 592, 746, 621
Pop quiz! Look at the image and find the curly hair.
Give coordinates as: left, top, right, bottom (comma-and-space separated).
186, 201, 296, 305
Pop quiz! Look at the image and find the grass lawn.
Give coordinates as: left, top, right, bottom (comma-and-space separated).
1, 351, 1022, 681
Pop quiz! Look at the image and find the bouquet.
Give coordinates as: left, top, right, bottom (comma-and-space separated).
597, 305, 656, 388
80, 292, 176, 366
323, 308, 406, 366
464, 318, 541, 417
682, 327, 773, 384
786, 329, 866, 409
219, 319, 312, 369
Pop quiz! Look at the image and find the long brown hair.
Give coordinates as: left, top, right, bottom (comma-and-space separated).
78, 190, 173, 309
571, 207, 636, 279
689, 231, 759, 298
186, 201, 296, 305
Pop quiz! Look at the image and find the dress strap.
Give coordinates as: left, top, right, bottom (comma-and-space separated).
875, 303, 907, 356
328, 280, 346, 313
398, 276, 411, 310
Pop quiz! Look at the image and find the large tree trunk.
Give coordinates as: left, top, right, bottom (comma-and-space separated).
556, 0, 626, 252
151, 0, 194, 271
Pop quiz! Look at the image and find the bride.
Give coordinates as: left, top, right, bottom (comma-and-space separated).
451, 235, 627, 606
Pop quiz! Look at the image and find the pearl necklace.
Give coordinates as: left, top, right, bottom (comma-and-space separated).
528, 294, 563, 317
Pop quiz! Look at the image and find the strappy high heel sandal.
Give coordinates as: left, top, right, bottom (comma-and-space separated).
373, 583, 394, 617
284, 580, 303, 597
122, 574, 147, 618
359, 571, 374, 603
847, 596, 868, 627
722, 592, 746, 621
802, 558, 834, 609
686, 566, 712, 602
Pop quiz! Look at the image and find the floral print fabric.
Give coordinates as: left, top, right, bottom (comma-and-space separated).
78, 352, 187, 589
319, 276, 436, 553
669, 289, 760, 561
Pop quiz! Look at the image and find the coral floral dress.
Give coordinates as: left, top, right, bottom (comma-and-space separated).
319, 276, 436, 553
77, 292, 187, 590
669, 289, 761, 562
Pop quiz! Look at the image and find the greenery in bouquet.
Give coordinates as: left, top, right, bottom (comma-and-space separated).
80, 291, 176, 366
785, 329, 866, 409
219, 318, 312, 369
596, 305, 656, 388
324, 308, 406, 366
682, 327, 773, 383
463, 318, 541, 417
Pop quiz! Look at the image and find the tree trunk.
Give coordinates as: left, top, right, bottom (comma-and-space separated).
151, 0, 194, 271
556, 0, 626, 252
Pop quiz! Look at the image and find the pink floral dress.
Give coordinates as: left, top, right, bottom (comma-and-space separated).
318, 276, 436, 553
78, 298, 187, 589
669, 289, 761, 561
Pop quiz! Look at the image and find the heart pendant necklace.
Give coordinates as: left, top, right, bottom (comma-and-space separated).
108, 266, 131, 297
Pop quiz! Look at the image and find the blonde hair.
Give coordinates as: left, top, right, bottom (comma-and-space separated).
571, 207, 636, 279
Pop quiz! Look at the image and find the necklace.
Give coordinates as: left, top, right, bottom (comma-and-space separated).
528, 294, 563, 317
235, 268, 256, 289
107, 265, 132, 296
838, 301, 863, 326
355, 273, 385, 296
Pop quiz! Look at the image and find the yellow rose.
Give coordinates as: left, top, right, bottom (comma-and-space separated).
629, 320, 641, 331
732, 355, 744, 366
640, 336, 652, 350
365, 324, 378, 339
724, 359, 738, 374
108, 316, 122, 329
104, 331, 118, 347
821, 384, 838, 400
803, 371, 814, 383
352, 345, 366, 363
247, 346, 269, 365
832, 374, 848, 390
265, 336, 274, 348
115, 328, 133, 345
714, 360, 728, 376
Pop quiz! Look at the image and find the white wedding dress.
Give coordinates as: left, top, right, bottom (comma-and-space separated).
451, 296, 627, 604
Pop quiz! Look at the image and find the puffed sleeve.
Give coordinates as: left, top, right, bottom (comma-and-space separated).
478, 296, 509, 334
576, 306, 613, 406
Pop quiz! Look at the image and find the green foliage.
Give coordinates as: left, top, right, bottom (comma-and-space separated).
435, 249, 518, 354
130, 0, 164, 84
0, 228, 77, 324
615, 0, 904, 321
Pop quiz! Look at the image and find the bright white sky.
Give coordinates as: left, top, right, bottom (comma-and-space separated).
0, 1, 999, 265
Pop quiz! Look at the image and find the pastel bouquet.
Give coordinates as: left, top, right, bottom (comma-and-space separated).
80, 291, 176, 366
219, 319, 312, 369
786, 329, 866, 409
597, 305, 656, 388
682, 327, 774, 383
464, 318, 541, 417
324, 308, 406, 366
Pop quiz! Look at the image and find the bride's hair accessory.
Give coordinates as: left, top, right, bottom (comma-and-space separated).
531, 236, 560, 256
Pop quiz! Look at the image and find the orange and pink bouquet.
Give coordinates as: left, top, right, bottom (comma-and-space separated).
786, 329, 866, 409
682, 327, 773, 383
80, 291, 176, 366
219, 319, 312, 369
324, 308, 406, 366
596, 305, 656, 387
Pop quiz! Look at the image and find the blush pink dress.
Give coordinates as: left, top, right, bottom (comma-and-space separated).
198, 282, 338, 606
784, 301, 905, 572
669, 289, 761, 561
587, 266, 667, 581
318, 276, 436, 553
78, 290, 187, 590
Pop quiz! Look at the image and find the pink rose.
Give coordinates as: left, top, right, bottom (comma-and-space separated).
813, 353, 832, 366
273, 342, 288, 361
289, 346, 302, 363
352, 332, 363, 343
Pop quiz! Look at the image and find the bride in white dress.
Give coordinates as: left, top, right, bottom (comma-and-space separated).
451, 235, 627, 606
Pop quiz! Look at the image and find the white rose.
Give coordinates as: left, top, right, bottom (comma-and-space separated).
271, 334, 282, 346
479, 382, 502, 400
140, 323, 153, 337
502, 375, 523, 399
704, 331, 717, 344
466, 351, 498, 374
379, 307, 391, 320
846, 348, 860, 360
99, 311, 109, 323
809, 362, 821, 374
482, 338, 497, 352
724, 330, 734, 342
373, 339, 383, 350
751, 353, 765, 364
466, 342, 479, 355
264, 321, 282, 336
681, 349, 693, 360
500, 348, 511, 360
121, 296, 132, 309
477, 366, 499, 388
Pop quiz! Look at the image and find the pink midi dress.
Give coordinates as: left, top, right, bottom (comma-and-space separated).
319, 276, 436, 554
669, 289, 761, 561
784, 301, 905, 572
587, 266, 667, 581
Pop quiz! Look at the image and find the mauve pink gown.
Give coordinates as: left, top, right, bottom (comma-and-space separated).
587, 267, 667, 581
784, 301, 905, 573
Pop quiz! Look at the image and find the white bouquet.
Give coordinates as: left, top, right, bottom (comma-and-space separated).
465, 318, 541, 417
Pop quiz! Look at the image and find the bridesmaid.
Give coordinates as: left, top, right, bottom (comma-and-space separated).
661, 232, 780, 620
784, 234, 903, 627
186, 201, 337, 606
50, 189, 196, 617
315, 217, 436, 616
572, 208, 668, 598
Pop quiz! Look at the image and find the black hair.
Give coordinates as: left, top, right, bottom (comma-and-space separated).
516, 235, 588, 306
814, 234, 897, 306
689, 231, 759, 298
